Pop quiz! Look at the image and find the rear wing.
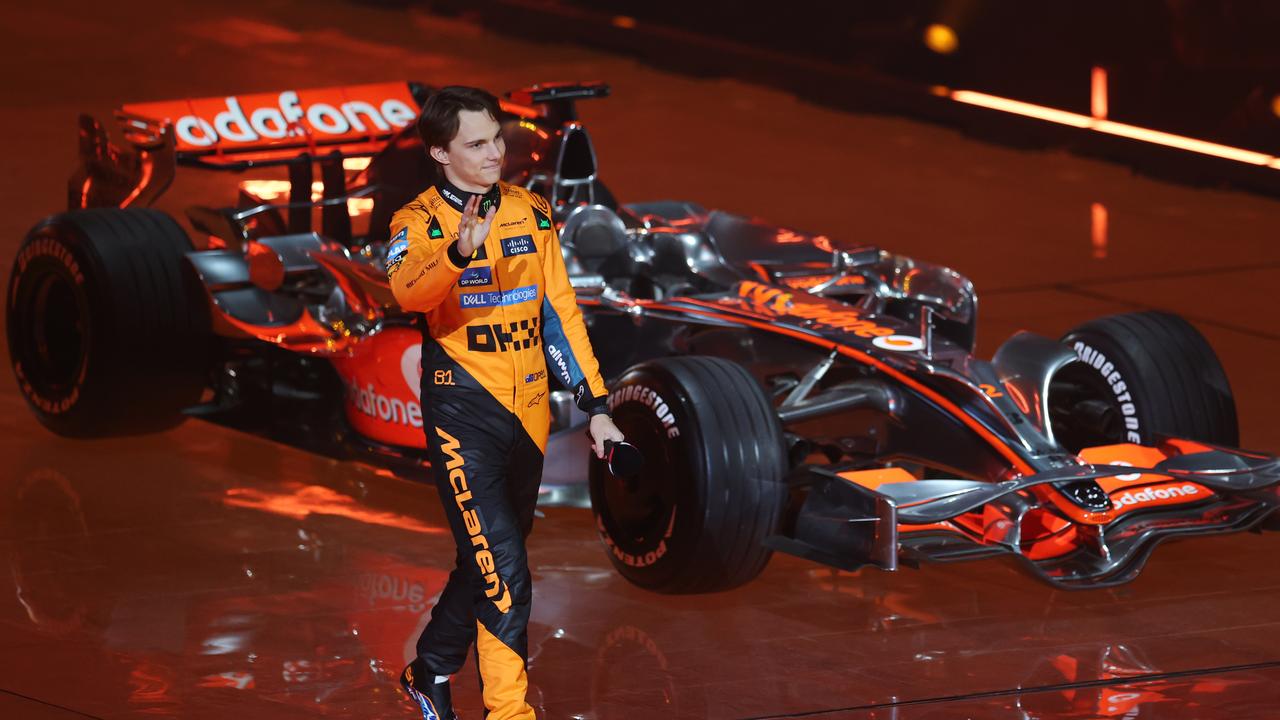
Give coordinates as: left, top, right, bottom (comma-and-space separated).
70, 80, 601, 212
505, 82, 609, 125
119, 81, 429, 166
71, 81, 433, 211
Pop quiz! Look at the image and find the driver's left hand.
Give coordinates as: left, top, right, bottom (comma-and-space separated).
588, 414, 625, 459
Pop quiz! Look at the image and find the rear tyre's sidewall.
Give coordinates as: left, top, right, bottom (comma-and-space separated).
9, 223, 111, 434
7, 210, 209, 437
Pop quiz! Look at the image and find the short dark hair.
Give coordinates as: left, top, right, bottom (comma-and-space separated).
416, 86, 501, 159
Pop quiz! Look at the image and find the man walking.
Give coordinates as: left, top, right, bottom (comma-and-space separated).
388, 86, 623, 719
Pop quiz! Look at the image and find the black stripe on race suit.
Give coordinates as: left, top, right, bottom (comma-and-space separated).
416, 334, 545, 675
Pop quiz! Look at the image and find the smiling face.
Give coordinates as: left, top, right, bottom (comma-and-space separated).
430, 109, 505, 192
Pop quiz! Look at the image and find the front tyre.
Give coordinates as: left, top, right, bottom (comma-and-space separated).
1050, 311, 1237, 452
589, 356, 787, 593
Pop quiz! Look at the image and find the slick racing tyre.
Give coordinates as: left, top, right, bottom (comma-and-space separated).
1049, 311, 1237, 452
6, 208, 209, 437
589, 356, 787, 593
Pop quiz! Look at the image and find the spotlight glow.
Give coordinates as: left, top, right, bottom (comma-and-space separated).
924, 24, 958, 55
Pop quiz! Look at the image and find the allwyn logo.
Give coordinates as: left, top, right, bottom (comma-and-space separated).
436, 427, 513, 613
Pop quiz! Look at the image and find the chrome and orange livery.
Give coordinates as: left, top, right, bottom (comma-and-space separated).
10, 79, 1279, 592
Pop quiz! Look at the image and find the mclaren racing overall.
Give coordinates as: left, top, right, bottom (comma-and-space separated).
388, 176, 608, 719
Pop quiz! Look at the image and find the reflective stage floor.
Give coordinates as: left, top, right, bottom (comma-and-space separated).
2, 1, 1280, 718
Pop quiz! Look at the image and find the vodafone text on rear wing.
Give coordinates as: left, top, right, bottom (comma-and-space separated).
120, 82, 427, 165
68, 82, 438, 235
66, 80, 577, 243
71, 81, 549, 211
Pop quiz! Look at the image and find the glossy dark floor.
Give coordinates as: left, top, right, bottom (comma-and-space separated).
3, 1, 1280, 718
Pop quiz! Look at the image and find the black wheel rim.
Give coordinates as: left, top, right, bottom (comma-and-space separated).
597, 401, 683, 555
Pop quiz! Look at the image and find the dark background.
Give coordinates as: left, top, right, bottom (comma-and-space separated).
547, 0, 1280, 154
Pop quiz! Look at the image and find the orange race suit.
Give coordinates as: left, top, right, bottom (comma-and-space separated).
387, 176, 608, 720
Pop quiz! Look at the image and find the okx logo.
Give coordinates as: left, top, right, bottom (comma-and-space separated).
467, 317, 540, 352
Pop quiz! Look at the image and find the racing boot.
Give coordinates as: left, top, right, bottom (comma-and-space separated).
400, 658, 458, 720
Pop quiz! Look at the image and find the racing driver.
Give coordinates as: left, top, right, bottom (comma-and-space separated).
387, 85, 624, 720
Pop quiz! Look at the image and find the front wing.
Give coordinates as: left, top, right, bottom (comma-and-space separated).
765, 442, 1280, 589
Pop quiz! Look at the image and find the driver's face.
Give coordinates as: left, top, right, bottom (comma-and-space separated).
435, 109, 505, 191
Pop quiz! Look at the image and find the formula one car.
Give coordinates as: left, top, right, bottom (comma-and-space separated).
8, 81, 1279, 593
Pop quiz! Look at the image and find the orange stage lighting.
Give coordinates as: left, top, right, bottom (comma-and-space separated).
950, 90, 1280, 168
1091, 66, 1108, 120
924, 24, 958, 55
1091, 202, 1108, 259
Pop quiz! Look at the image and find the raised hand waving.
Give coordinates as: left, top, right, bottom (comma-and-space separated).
456, 194, 496, 257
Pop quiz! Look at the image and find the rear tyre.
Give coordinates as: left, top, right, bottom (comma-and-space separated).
1050, 311, 1237, 452
589, 356, 787, 593
6, 208, 210, 437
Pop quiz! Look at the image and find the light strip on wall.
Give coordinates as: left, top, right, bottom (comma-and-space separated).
1091, 67, 1108, 119
950, 89, 1280, 169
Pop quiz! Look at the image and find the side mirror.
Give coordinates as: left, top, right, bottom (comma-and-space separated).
831, 246, 881, 270
186, 205, 248, 249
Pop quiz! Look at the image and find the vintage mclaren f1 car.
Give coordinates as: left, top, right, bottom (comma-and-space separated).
8, 81, 1278, 593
